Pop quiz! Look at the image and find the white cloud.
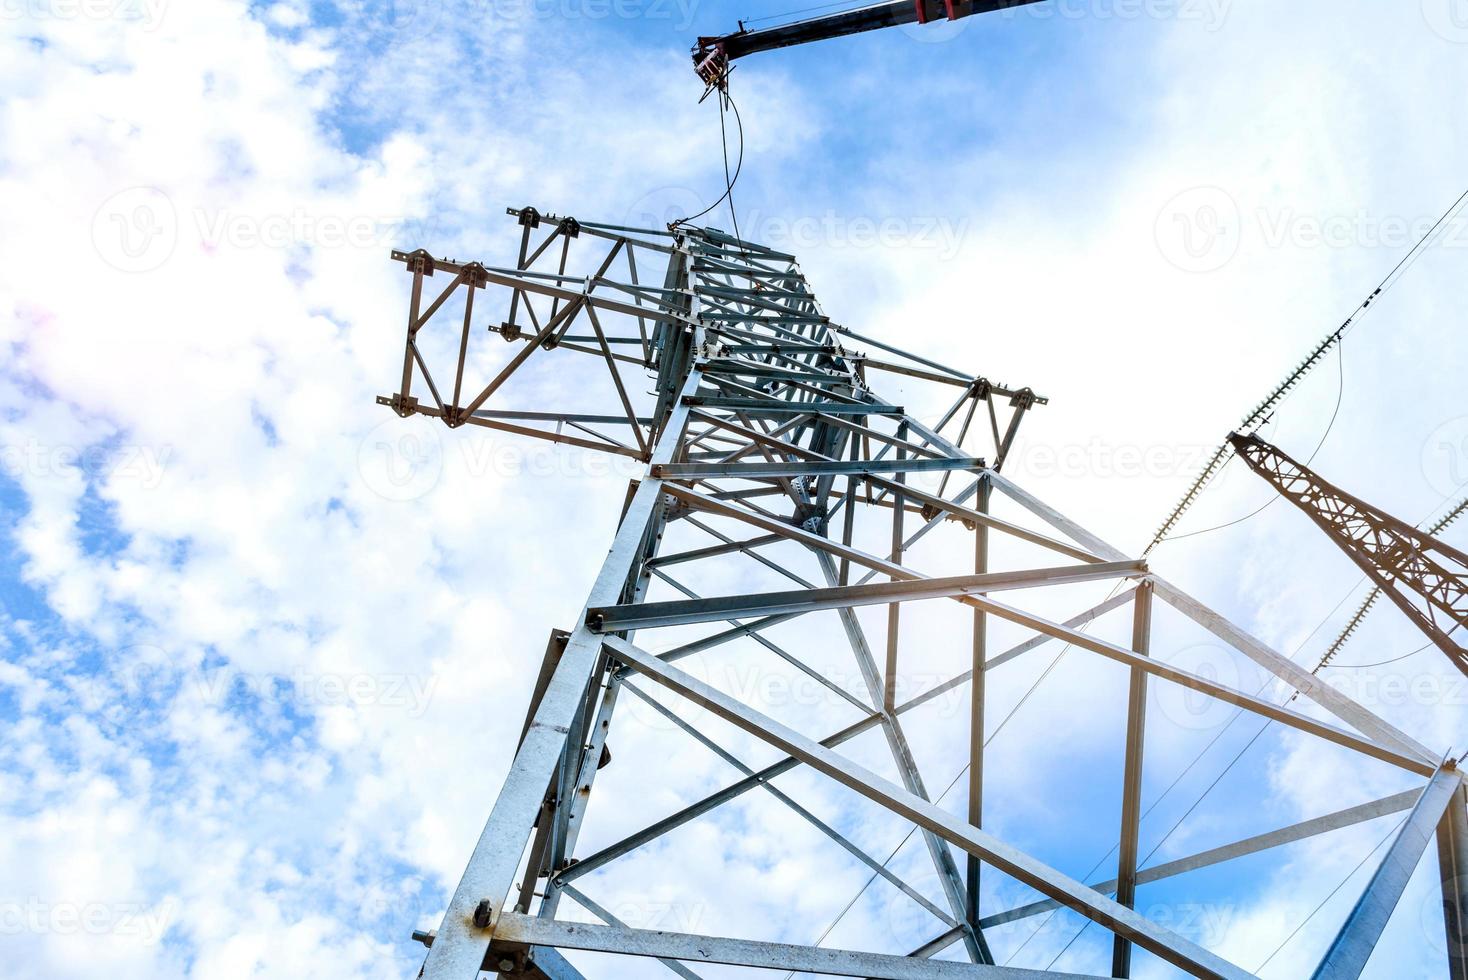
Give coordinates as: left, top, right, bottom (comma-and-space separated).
1, 0, 1464, 977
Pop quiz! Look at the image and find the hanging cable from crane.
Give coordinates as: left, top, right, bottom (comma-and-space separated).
672, 87, 746, 229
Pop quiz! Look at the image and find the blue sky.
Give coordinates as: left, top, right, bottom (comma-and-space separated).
2, 0, 1466, 977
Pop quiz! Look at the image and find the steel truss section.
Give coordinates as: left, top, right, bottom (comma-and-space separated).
384, 208, 1464, 979
1230, 432, 1468, 676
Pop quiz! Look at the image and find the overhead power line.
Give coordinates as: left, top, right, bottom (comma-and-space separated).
1143, 185, 1468, 556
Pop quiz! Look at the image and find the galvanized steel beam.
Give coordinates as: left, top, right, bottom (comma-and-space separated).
1313, 766, 1464, 979
606, 635, 1256, 980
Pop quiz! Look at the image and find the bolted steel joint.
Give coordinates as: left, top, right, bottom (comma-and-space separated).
460, 261, 489, 289
390, 393, 419, 418
403, 248, 435, 276
472, 899, 494, 930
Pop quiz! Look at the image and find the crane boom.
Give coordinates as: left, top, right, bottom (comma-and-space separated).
694, 0, 1047, 86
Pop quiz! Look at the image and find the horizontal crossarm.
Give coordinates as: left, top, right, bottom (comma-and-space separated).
587, 560, 1145, 632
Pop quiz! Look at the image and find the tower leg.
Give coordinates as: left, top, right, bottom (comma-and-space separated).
1440, 784, 1468, 980
967, 477, 990, 929
1112, 582, 1153, 978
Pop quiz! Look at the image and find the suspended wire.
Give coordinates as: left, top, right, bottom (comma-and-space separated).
1328, 620, 1463, 671
722, 92, 751, 258
789, 326, 1411, 970
1039, 481, 1462, 962
777, 760, 970, 978
1038, 506, 1458, 967
1039, 912, 1089, 968
1253, 815, 1408, 975
1328, 640, 1434, 670
1034, 715, 1274, 969
1153, 335, 1346, 546
1039, 476, 1468, 966
906, 189, 1463, 969
781, 596, 1121, 973
1152, 492, 1275, 544
1144, 183, 1468, 555
1026, 574, 1367, 969
1273, 489, 1468, 698
712, 158, 1466, 979
672, 86, 746, 228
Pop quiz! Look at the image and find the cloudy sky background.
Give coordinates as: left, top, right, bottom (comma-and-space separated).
2, 0, 1467, 977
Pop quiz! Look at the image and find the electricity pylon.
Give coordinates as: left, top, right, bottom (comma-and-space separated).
384, 208, 1464, 979
1230, 432, 1468, 678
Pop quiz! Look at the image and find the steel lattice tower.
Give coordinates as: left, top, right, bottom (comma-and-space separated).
384, 208, 1466, 979
1230, 432, 1468, 677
